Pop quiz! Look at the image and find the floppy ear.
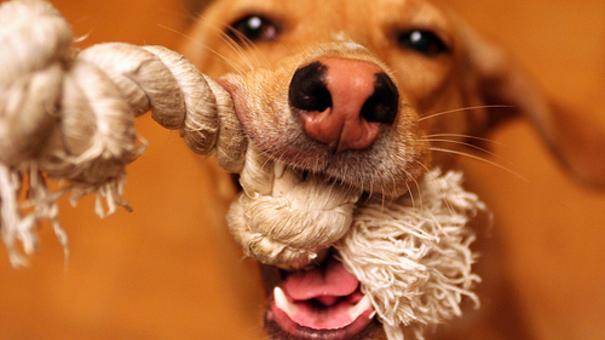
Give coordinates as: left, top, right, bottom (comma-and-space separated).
459, 22, 605, 187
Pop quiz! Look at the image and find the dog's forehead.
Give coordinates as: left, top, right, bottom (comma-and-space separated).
219, 0, 451, 32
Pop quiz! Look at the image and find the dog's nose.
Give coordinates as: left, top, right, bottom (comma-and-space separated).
289, 57, 398, 152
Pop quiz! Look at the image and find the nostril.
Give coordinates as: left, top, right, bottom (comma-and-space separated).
291, 58, 396, 151
360, 72, 399, 124
289, 62, 333, 112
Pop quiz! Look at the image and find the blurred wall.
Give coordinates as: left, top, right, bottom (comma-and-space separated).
0, 1, 603, 340
441, 1, 605, 339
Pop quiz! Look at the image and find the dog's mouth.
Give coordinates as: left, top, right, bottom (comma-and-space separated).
265, 256, 376, 339
217, 75, 470, 339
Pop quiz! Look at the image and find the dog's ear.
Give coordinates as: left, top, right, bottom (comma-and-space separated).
459, 22, 605, 187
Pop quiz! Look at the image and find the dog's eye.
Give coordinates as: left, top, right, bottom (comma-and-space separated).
227, 15, 279, 44
396, 29, 450, 56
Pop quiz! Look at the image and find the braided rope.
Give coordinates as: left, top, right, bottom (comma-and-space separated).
0, 0, 243, 265
228, 147, 360, 269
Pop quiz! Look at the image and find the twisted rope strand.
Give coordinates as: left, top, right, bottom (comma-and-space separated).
0, 0, 239, 265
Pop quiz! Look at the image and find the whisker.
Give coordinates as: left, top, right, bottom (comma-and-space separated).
413, 159, 430, 173
223, 25, 264, 67
411, 173, 423, 209
221, 26, 263, 70
429, 147, 528, 181
195, 22, 259, 73
186, 19, 259, 72
424, 133, 502, 146
418, 105, 513, 122
157, 24, 247, 76
154, 9, 257, 72
421, 138, 500, 159
401, 167, 423, 209
217, 30, 255, 71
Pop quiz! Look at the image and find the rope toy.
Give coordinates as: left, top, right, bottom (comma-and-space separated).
0, 1, 486, 338
336, 170, 483, 339
0, 0, 244, 265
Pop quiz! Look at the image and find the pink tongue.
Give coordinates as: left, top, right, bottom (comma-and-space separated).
283, 258, 359, 301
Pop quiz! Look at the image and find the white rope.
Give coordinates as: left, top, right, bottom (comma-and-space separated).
336, 170, 484, 339
228, 147, 361, 269
0, 0, 242, 265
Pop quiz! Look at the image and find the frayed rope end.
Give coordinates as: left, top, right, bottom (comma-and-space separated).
336, 169, 486, 340
0, 163, 129, 267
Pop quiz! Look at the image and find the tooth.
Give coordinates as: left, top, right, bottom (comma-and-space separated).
348, 295, 373, 321
273, 287, 296, 316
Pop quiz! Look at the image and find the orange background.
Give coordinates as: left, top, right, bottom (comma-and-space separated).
0, 1, 604, 339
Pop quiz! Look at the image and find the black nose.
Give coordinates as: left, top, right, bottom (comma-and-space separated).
360, 72, 399, 124
288, 62, 333, 112
288, 61, 398, 125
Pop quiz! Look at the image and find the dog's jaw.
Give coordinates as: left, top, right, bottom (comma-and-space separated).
258, 260, 384, 340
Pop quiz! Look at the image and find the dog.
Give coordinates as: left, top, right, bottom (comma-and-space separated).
0, 0, 602, 339
180, 0, 605, 339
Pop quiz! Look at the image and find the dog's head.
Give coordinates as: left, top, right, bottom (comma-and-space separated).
183, 0, 605, 338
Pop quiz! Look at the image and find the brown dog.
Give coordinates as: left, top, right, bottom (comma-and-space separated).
179, 0, 605, 339
180, 0, 605, 339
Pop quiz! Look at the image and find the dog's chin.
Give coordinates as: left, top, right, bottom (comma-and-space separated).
265, 312, 383, 340
260, 255, 385, 340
